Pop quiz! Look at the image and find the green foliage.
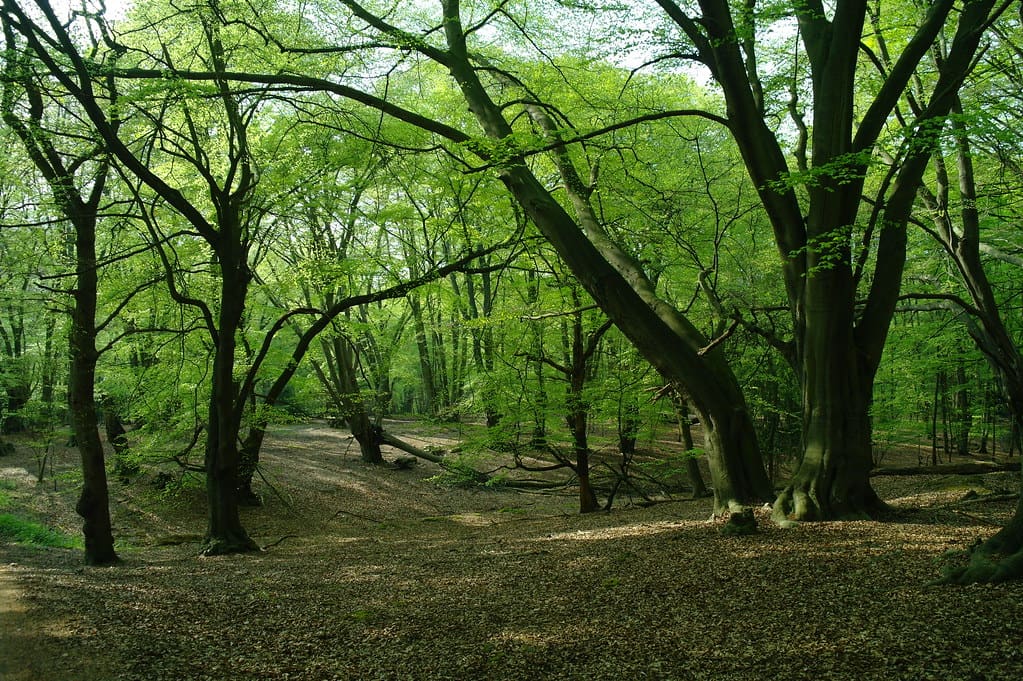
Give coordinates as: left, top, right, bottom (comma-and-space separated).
636, 449, 702, 487
427, 457, 505, 489
0, 513, 80, 549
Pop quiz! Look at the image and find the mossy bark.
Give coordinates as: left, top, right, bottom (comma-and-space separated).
941, 494, 1023, 584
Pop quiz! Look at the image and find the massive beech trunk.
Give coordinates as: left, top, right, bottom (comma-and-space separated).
656, 0, 1000, 520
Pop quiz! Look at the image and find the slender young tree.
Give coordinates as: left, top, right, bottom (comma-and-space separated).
1, 22, 119, 564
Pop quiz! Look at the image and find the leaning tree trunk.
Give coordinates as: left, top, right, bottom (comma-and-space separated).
432, 6, 771, 513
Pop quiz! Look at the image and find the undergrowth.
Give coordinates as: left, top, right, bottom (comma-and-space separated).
0, 513, 80, 549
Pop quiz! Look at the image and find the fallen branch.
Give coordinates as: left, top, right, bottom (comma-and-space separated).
261, 534, 298, 550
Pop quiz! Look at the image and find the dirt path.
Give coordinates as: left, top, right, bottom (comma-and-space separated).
0, 563, 32, 680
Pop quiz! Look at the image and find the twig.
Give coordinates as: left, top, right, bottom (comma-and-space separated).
331, 509, 385, 524
697, 318, 740, 356
261, 534, 298, 550
255, 465, 294, 510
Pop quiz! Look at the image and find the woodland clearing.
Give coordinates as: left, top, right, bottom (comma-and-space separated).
1, 422, 1022, 681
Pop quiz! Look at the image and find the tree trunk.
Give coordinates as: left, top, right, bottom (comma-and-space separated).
576, 447, 599, 514
201, 257, 258, 556
408, 295, 437, 416
349, 408, 384, 464
618, 401, 639, 455
236, 428, 264, 507
311, 335, 384, 465
943, 492, 1023, 584
677, 400, 710, 499
1, 382, 30, 434
774, 304, 886, 521
69, 219, 119, 566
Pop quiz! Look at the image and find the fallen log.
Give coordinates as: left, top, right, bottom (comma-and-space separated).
378, 430, 445, 464
871, 461, 1020, 477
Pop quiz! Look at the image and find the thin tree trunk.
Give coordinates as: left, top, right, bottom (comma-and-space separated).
69, 217, 119, 566
202, 255, 258, 556
677, 400, 710, 499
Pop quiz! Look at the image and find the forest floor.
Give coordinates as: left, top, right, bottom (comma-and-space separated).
1, 421, 1022, 681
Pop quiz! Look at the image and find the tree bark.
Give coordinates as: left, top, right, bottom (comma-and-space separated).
69, 217, 119, 566
201, 239, 258, 556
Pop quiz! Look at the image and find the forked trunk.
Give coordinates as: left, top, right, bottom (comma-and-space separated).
69, 213, 118, 566
350, 409, 383, 465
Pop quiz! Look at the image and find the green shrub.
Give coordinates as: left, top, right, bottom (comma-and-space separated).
0, 514, 80, 549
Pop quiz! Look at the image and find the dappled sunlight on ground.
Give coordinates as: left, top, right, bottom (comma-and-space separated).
1, 423, 1022, 680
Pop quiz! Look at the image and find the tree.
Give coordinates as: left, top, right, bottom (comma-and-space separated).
909, 25, 1023, 581
0, 0, 281, 553
649, 0, 1005, 520
519, 268, 614, 513
41, 0, 774, 511
1, 19, 120, 564
308, 0, 775, 513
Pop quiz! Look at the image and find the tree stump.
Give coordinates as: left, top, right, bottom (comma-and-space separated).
720, 508, 758, 536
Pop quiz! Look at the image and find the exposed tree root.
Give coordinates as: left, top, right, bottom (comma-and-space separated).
199, 533, 260, 557
939, 514, 1023, 584
773, 483, 890, 523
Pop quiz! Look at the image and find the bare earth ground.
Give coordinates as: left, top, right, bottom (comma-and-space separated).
2, 422, 1023, 681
